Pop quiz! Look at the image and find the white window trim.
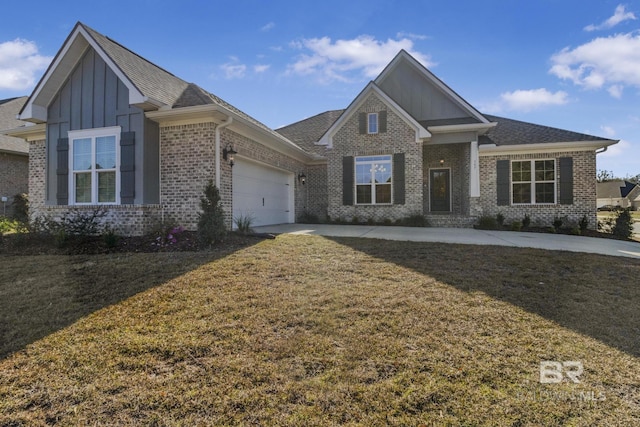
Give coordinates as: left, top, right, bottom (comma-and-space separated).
355, 155, 392, 205
511, 159, 556, 205
68, 126, 121, 205
367, 112, 378, 134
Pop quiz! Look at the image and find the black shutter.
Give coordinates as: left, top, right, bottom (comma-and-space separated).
120, 131, 135, 204
496, 159, 510, 206
559, 157, 573, 205
56, 137, 69, 205
379, 110, 387, 133
393, 153, 405, 205
343, 156, 354, 205
358, 113, 366, 134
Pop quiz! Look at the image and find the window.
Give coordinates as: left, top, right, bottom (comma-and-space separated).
512, 159, 555, 204
367, 113, 378, 134
68, 127, 120, 205
355, 155, 392, 204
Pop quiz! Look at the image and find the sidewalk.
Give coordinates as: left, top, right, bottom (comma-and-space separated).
253, 224, 640, 259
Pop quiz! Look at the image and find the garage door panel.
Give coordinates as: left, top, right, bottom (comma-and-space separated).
232, 159, 292, 227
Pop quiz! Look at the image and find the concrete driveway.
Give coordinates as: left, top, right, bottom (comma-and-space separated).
254, 224, 640, 259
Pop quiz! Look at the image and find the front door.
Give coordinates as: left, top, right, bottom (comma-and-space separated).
430, 169, 451, 212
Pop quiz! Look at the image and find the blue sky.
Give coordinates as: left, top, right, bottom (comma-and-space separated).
1, 0, 638, 178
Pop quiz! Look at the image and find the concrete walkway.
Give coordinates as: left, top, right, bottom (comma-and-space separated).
253, 224, 640, 259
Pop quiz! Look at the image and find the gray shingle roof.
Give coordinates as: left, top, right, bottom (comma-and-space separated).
275, 110, 344, 155
81, 23, 189, 107
81, 25, 304, 154
597, 181, 638, 199
0, 97, 29, 155
481, 114, 614, 146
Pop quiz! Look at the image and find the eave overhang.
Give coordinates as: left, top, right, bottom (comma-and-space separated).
146, 105, 320, 164
2, 123, 47, 142
478, 139, 619, 156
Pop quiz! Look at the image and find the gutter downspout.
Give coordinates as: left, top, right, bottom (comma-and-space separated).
596, 146, 608, 154
215, 116, 233, 188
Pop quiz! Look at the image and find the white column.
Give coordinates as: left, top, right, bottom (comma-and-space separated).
470, 140, 480, 197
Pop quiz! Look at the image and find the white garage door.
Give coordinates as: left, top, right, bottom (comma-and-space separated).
232, 158, 294, 227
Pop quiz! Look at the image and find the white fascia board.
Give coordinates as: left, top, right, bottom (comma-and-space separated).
147, 104, 318, 163
428, 122, 497, 135
2, 123, 47, 142
317, 82, 430, 147
18, 104, 47, 123
479, 139, 619, 156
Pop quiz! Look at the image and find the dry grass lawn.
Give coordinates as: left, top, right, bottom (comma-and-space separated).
1, 234, 639, 425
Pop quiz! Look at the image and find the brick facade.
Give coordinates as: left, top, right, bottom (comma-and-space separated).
28, 120, 308, 235
327, 93, 423, 222
479, 150, 597, 229
0, 152, 28, 217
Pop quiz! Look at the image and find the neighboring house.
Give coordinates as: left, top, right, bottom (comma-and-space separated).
597, 181, 640, 210
0, 96, 29, 217
5, 23, 617, 235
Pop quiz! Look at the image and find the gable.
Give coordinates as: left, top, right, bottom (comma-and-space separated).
19, 22, 188, 124
377, 58, 473, 123
375, 51, 488, 126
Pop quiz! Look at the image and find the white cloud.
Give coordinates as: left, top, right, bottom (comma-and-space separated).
254, 64, 270, 73
584, 4, 636, 31
549, 32, 640, 95
287, 35, 433, 83
0, 38, 51, 91
395, 31, 429, 41
600, 125, 616, 138
220, 62, 247, 79
261, 22, 275, 32
498, 88, 569, 112
608, 84, 624, 98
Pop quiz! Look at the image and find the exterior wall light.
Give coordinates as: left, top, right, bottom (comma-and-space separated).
440, 159, 445, 166
223, 145, 237, 167
298, 172, 307, 185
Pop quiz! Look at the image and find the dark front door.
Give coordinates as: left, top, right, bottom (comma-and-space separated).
430, 169, 451, 212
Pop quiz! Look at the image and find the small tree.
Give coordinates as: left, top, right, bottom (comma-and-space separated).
612, 208, 633, 239
197, 181, 227, 246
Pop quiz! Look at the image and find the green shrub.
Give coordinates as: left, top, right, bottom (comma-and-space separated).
11, 193, 28, 223
612, 208, 633, 239
522, 214, 531, 228
0, 217, 21, 234
400, 213, 429, 227
477, 216, 498, 230
510, 221, 522, 231
234, 214, 254, 235
351, 216, 360, 224
297, 211, 320, 224
496, 212, 505, 226
382, 218, 392, 226
30, 207, 107, 237
103, 228, 119, 249
570, 227, 581, 236
579, 215, 589, 233
197, 181, 227, 246
367, 218, 376, 225
552, 217, 563, 232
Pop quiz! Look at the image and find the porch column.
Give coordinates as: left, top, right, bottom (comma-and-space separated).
470, 140, 480, 197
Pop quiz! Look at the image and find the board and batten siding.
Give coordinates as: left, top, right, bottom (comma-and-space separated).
46, 47, 160, 205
